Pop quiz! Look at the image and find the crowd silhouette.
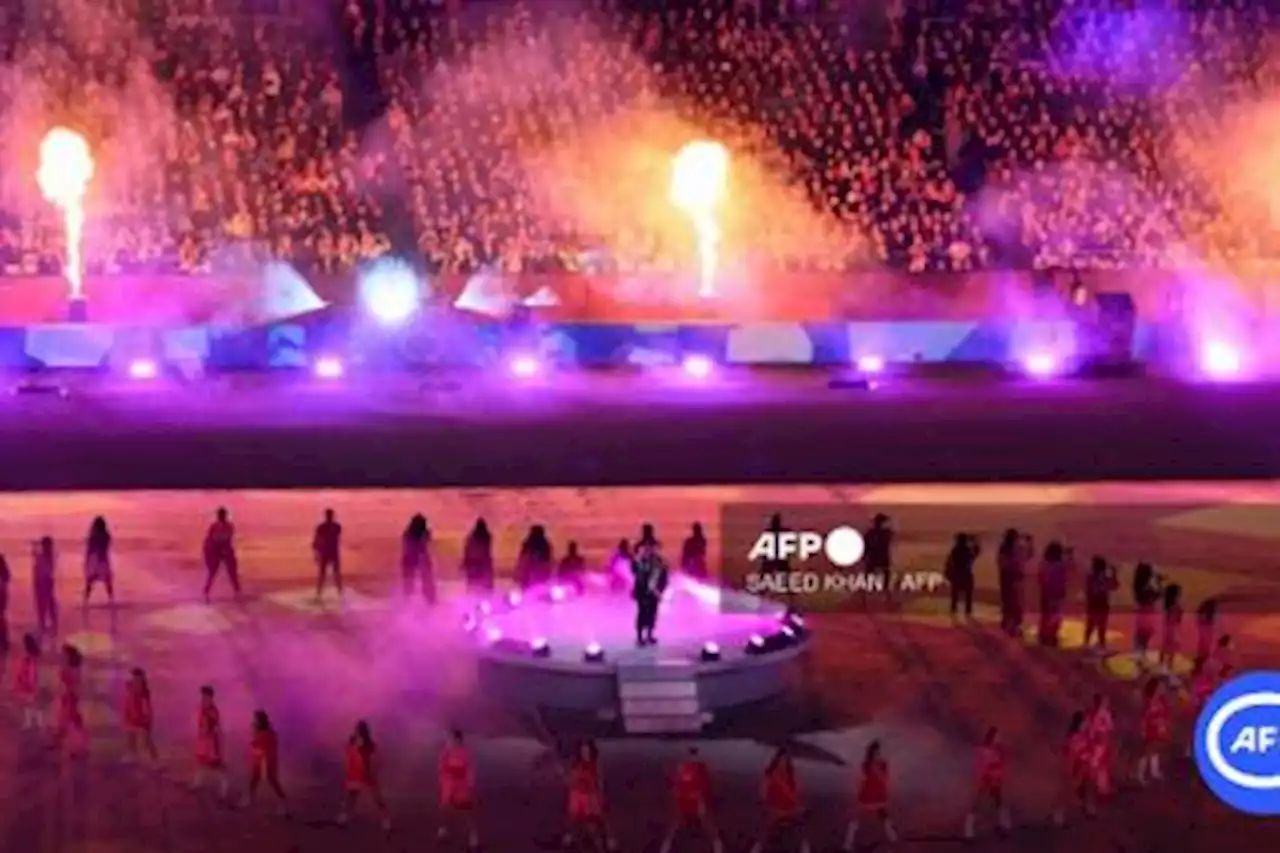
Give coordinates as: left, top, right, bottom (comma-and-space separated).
0, 0, 1276, 278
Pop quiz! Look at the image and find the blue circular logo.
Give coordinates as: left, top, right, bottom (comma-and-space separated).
1194, 670, 1280, 815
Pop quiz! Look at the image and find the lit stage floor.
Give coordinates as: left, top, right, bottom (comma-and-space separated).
0, 484, 1274, 852
3, 370, 1280, 489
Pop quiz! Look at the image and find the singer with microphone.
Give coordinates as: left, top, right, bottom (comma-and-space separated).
631, 529, 670, 647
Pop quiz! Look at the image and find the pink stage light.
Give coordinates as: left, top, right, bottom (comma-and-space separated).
549, 585, 567, 602
1201, 341, 1242, 378
485, 627, 503, 644
856, 354, 885, 374
682, 354, 714, 378
313, 356, 344, 379
509, 354, 540, 378
127, 358, 158, 380
507, 590, 523, 606
1023, 351, 1058, 378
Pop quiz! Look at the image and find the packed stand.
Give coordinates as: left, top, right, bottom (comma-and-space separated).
0, 0, 1278, 276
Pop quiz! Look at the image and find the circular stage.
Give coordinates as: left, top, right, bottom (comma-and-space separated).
466, 574, 808, 728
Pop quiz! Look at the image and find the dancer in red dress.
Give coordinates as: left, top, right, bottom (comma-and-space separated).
1182, 660, 1217, 757
339, 720, 391, 830
1136, 678, 1171, 785
750, 747, 810, 853
1083, 693, 1114, 797
1054, 711, 1094, 826
1193, 599, 1218, 668
244, 710, 289, 815
123, 667, 159, 761
659, 746, 723, 853
192, 685, 230, 798
438, 729, 480, 849
964, 727, 1012, 839
54, 644, 87, 755
1212, 634, 1235, 679
843, 740, 896, 850
563, 739, 614, 851
12, 633, 44, 731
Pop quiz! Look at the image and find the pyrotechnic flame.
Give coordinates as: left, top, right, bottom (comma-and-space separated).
671, 140, 729, 298
37, 128, 96, 300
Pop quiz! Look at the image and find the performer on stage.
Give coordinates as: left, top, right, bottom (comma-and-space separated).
996, 530, 1029, 636
1193, 598, 1219, 668
843, 740, 896, 851
54, 644, 87, 755
680, 523, 709, 579
244, 710, 289, 815
31, 536, 58, 634
1083, 692, 1114, 798
1054, 711, 1094, 826
1083, 557, 1118, 651
631, 535, 670, 647
965, 727, 1011, 839
562, 739, 613, 851
659, 746, 723, 853
84, 516, 115, 606
203, 508, 242, 602
1131, 562, 1163, 662
437, 729, 479, 849
123, 667, 159, 762
340, 720, 391, 831
750, 747, 810, 853
1136, 678, 1170, 785
401, 514, 436, 602
193, 685, 231, 799
1158, 584, 1184, 671
1183, 660, 1217, 757
462, 519, 496, 594
312, 508, 343, 601
13, 633, 44, 731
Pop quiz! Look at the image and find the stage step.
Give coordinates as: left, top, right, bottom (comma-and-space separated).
616, 666, 706, 735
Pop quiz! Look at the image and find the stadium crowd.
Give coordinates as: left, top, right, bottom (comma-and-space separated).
0, 0, 1276, 276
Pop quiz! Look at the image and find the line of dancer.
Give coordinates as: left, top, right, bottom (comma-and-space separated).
0, 509, 1225, 674
0, 509, 712, 627
3, 621, 1238, 850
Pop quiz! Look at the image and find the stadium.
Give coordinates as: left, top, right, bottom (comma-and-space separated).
0, 1, 1278, 851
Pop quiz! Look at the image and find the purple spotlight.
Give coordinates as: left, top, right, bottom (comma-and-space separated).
1201, 341, 1242, 378
549, 585, 568, 603
583, 642, 605, 662
507, 590, 523, 607
485, 626, 503, 644
478, 600, 492, 615
127, 358, 158, 380
856, 354, 885, 374
682, 354, 713, 378
509, 354, 541, 378
313, 356, 344, 380
1023, 351, 1058, 378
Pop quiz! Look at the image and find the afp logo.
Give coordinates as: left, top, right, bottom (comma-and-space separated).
1195, 671, 1280, 815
